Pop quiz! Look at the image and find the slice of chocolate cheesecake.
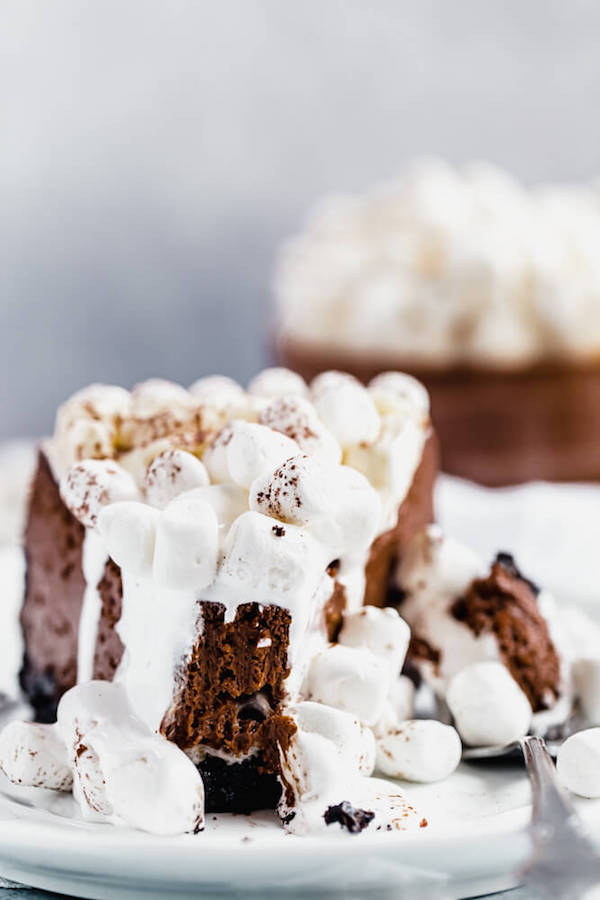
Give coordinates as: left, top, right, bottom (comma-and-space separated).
19, 369, 436, 814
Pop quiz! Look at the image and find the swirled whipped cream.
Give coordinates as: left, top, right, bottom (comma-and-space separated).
0, 369, 437, 834
275, 159, 600, 366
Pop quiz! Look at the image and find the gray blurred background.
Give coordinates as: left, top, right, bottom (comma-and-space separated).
2, 0, 599, 439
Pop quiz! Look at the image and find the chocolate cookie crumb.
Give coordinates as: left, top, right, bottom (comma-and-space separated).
272, 524, 286, 537
419, 817, 428, 828
323, 801, 375, 833
493, 551, 540, 596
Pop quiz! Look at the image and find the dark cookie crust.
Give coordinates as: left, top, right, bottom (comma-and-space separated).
324, 801, 375, 833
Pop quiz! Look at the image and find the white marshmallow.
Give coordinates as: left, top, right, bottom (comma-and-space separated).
144, 449, 210, 508
225, 421, 299, 489
218, 511, 327, 605
57, 682, 204, 834
310, 371, 381, 447
0, 721, 72, 790
60, 459, 141, 528
202, 423, 234, 483
557, 728, 600, 798
376, 720, 461, 782
304, 645, 392, 726
174, 483, 248, 546
131, 379, 193, 418
293, 701, 376, 776
247, 368, 308, 400
339, 606, 410, 674
446, 661, 532, 747
344, 414, 426, 519
373, 676, 416, 738
284, 730, 342, 799
573, 659, 600, 725
60, 418, 115, 465
189, 375, 246, 409
258, 396, 342, 464
250, 454, 381, 557
55, 384, 132, 436
97, 501, 160, 576
153, 495, 219, 590
368, 372, 430, 417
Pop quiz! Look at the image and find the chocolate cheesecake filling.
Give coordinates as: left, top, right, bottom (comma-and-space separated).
20, 451, 87, 722
93, 559, 125, 681
450, 554, 561, 711
20, 412, 437, 812
365, 431, 438, 609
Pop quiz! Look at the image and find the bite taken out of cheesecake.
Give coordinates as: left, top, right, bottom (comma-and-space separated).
9, 368, 438, 834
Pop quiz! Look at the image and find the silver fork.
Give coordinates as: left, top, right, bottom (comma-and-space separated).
519, 736, 600, 898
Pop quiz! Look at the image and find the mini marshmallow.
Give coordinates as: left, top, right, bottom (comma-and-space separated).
284, 730, 342, 800
225, 421, 299, 489
250, 454, 381, 557
373, 675, 416, 738
376, 720, 461, 782
174, 484, 248, 545
152, 495, 219, 590
60, 459, 140, 528
339, 606, 410, 674
293, 701, 376, 776
57, 682, 204, 834
218, 511, 327, 605
131, 379, 193, 418
62, 418, 115, 464
144, 449, 210, 508
304, 645, 392, 726
0, 721, 72, 790
202, 423, 234, 483
259, 396, 342, 464
446, 661, 532, 747
368, 372, 430, 417
344, 414, 426, 514
573, 659, 600, 725
55, 384, 132, 435
247, 368, 308, 400
310, 371, 381, 447
189, 375, 246, 408
557, 728, 600, 798
97, 501, 160, 576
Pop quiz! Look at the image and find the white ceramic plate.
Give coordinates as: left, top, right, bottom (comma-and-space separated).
3, 756, 600, 900
0, 765, 535, 899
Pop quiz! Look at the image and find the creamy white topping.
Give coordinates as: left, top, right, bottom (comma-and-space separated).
275, 158, 600, 366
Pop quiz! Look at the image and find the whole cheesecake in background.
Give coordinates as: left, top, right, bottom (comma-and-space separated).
275, 159, 600, 485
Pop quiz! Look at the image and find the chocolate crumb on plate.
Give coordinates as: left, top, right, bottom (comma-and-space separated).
323, 801, 375, 833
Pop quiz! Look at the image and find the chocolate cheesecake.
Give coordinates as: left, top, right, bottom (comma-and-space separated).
19, 369, 436, 816
275, 159, 600, 485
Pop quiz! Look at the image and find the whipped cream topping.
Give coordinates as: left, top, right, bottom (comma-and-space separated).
275, 158, 600, 366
